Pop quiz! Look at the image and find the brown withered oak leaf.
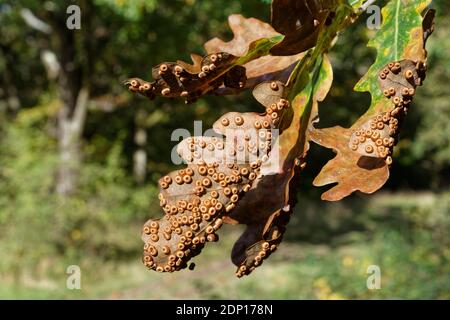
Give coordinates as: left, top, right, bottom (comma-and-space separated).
422, 9, 435, 42
226, 56, 333, 277
310, 2, 433, 201
141, 81, 292, 275
125, 52, 246, 104
205, 14, 305, 91
311, 59, 427, 201
270, 0, 336, 56
310, 126, 389, 201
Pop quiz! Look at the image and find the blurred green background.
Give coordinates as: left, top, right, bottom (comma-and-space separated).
0, 0, 448, 299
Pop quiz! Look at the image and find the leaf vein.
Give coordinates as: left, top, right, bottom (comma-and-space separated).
394, 0, 401, 60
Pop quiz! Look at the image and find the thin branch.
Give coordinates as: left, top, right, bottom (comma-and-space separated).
20, 8, 51, 34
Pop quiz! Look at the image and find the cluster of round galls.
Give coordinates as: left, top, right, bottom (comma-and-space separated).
379, 61, 417, 108
198, 53, 226, 79
235, 241, 278, 278
263, 82, 290, 127
215, 119, 275, 162
126, 78, 156, 100
350, 60, 422, 165
235, 207, 292, 278
126, 52, 246, 103
350, 112, 399, 165
143, 158, 261, 273
210, 81, 290, 164
141, 79, 293, 276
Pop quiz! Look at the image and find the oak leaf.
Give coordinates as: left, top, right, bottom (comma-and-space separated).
310, 0, 433, 201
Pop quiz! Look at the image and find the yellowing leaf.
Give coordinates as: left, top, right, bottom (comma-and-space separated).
311, 0, 434, 201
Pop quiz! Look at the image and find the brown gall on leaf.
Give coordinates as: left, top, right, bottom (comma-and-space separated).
270, 0, 337, 56
125, 52, 246, 104
141, 81, 292, 274
205, 14, 305, 91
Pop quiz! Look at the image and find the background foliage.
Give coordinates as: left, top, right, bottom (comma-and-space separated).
0, 0, 448, 299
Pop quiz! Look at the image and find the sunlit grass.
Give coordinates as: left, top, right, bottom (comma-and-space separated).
1, 193, 448, 300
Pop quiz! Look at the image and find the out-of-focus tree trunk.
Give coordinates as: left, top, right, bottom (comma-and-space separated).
133, 108, 148, 184
19, 2, 89, 195
21, 0, 108, 195
48, 2, 91, 196
56, 87, 89, 195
